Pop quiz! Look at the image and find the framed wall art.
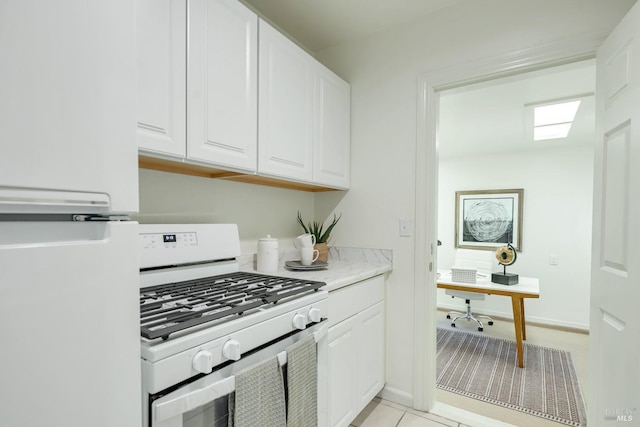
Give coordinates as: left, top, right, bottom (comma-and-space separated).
455, 189, 524, 251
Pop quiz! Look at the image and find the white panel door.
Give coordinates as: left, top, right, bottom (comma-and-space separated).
356, 302, 385, 409
189, 0, 258, 172
258, 19, 314, 182
0, 1, 138, 214
0, 222, 141, 427
314, 64, 351, 189
328, 317, 358, 427
589, 2, 640, 424
137, 0, 187, 159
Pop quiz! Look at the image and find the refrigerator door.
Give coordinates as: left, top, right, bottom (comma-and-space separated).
0, 221, 141, 427
0, 1, 138, 215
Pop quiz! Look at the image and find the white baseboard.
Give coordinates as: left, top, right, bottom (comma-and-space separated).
378, 385, 413, 408
432, 402, 518, 427
437, 303, 589, 332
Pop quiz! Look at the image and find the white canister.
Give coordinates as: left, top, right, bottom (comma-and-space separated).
257, 235, 279, 273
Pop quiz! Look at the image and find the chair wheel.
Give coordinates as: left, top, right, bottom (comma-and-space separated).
451, 323, 456, 328
478, 327, 483, 332
446, 315, 451, 319
488, 321, 494, 325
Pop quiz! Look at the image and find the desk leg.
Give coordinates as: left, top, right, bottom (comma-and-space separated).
511, 296, 525, 368
520, 299, 526, 341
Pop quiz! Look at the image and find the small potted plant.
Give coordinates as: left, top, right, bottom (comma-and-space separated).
296, 212, 342, 263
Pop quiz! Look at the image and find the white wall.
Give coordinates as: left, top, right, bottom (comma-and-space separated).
137, 169, 319, 253
437, 147, 594, 330
314, 0, 634, 407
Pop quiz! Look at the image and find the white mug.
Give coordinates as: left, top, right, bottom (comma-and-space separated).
300, 247, 319, 266
294, 233, 316, 248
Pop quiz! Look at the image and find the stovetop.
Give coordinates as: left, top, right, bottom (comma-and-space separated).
140, 271, 326, 341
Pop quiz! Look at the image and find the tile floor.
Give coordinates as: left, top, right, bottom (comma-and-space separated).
351, 397, 468, 427
350, 310, 589, 427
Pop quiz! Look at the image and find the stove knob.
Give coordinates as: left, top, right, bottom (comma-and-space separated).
192, 350, 214, 374
308, 307, 322, 323
223, 339, 241, 361
292, 313, 307, 330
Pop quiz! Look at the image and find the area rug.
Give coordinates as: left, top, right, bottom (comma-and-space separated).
436, 327, 587, 426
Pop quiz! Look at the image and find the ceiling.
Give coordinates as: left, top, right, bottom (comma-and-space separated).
439, 60, 596, 159
240, 0, 597, 160
241, 0, 463, 52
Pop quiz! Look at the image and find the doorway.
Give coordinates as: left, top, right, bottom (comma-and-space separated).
433, 59, 594, 425
437, 60, 595, 330
412, 35, 605, 423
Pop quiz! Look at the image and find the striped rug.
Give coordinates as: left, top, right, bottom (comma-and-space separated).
436, 328, 587, 426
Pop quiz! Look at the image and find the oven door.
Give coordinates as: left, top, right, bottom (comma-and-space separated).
148, 320, 328, 427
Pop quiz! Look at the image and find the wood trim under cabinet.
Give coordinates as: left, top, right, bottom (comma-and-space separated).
139, 155, 338, 192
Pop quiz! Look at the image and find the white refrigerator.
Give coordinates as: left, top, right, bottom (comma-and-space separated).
0, 2, 141, 426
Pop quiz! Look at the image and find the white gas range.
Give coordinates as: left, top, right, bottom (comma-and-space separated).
138, 224, 328, 427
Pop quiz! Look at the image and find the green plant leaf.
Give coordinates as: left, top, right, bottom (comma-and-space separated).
319, 213, 342, 243
296, 212, 342, 244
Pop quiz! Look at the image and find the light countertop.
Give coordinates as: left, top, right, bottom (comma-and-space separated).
239, 247, 393, 292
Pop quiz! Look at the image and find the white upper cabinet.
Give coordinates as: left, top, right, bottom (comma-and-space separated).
136, 0, 187, 159
188, 0, 258, 171
314, 64, 351, 189
137, 0, 257, 172
136, 1, 350, 190
258, 19, 315, 182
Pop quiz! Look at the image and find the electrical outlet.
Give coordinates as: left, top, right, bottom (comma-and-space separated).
549, 255, 559, 265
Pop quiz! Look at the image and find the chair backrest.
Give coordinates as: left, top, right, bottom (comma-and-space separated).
447, 248, 495, 300
453, 248, 494, 275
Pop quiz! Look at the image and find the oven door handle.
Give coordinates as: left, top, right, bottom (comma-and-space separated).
152, 320, 327, 423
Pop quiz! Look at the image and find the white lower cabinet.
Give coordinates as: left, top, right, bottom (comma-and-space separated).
328, 276, 385, 427
328, 315, 359, 426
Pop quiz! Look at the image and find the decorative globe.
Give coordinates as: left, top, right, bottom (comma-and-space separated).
495, 243, 517, 266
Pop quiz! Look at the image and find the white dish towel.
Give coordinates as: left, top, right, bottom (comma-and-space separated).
286, 335, 318, 427
228, 356, 286, 427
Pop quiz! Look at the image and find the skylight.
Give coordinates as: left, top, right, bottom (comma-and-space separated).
533, 100, 581, 141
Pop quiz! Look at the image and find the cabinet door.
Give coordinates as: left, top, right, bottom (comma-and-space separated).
314, 64, 351, 189
356, 302, 385, 409
258, 20, 314, 182
189, 0, 258, 171
136, 0, 186, 158
328, 317, 358, 427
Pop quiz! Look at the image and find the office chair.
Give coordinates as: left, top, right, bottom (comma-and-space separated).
446, 249, 494, 331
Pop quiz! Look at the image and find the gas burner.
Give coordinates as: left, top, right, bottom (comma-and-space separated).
140, 271, 325, 340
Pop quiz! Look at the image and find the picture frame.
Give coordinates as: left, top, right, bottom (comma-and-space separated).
455, 189, 524, 251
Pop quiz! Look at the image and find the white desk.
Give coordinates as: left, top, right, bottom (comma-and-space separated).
437, 271, 540, 368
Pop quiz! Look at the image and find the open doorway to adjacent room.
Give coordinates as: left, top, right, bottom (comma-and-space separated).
433, 59, 594, 425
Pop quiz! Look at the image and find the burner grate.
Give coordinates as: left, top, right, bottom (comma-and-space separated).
139, 272, 325, 340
